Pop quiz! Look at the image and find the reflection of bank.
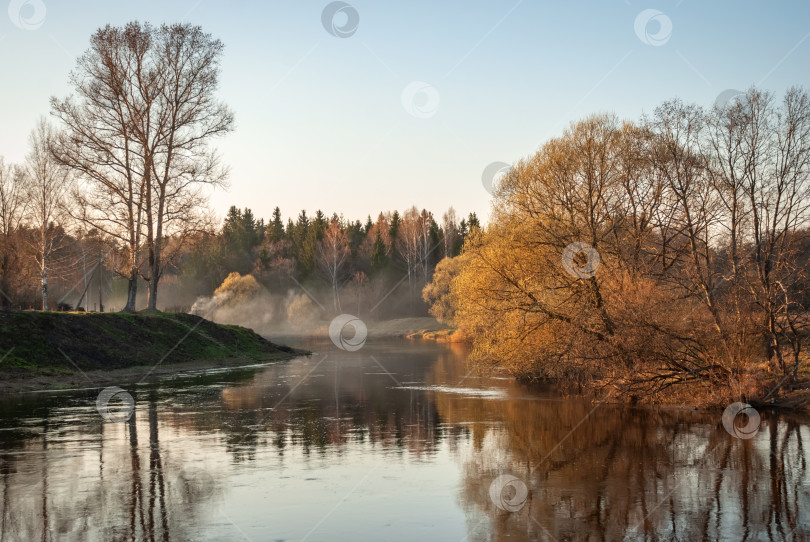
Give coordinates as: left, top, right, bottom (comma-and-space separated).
217, 343, 470, 458
722, 402, 761, 439
0, 395, 222, 540
440, 384, 810, 541
96, 386, 135, 422
489, 474, 529, 512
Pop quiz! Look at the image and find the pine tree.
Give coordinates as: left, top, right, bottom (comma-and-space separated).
222, 206, 242, 240
389, 210, 400, 241
291, 210, 308, 270
467, 212, 480, 231
300, 226, 318, 277
241, 208, 259, 249
313, 210, 326, 232
268, 206, 284, 243
370, 229, 388, 274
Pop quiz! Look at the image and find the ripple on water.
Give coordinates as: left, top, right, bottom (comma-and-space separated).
392, 385, 507, 399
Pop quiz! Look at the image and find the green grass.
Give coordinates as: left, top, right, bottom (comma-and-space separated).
0, 310, 296, 375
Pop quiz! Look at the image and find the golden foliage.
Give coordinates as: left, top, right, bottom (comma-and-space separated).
421, 255, 466, 326
214, 272, 261, 305
429, 99, 810, 403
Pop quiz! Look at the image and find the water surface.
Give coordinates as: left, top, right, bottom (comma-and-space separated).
0, 339, 807, 541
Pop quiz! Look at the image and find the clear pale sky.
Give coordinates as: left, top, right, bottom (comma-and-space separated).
1, 0, 809, 224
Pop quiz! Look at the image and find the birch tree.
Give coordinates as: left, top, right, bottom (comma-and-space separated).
142, 23, 233, 309
316, 216, 350, 312
52, 21, 232, 312
24, 119, 72, 310
51, 24, 149, 312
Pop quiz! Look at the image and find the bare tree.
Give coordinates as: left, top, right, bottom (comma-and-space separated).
52, 22, 232, 312
23, 118, 72, 310
51, 24, 149, 312
396, 206, 422, 294
0, 158, 27, 307
644, 101, 730, 351
418, 208, 435, 286
735, 88, 810, 376
442, 206, 459, 258
141, 23, 234, 310
316, 216, 350, 312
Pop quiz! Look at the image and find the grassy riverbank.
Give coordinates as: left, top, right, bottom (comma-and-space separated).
0, 310, 301, 391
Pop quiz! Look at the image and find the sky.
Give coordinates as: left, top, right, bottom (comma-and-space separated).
1, 0, 809, 225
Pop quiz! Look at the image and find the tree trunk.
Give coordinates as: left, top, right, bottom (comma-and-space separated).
124, 267, 138, 313
0, 252, 10, 309
766, 312, 785, 374
144, 157, 156, 311
40, 224, 48, 311
98, 256, 104, 313
40, 270, 48, 311
147, 279, 158, 311
146, 183, 165, 311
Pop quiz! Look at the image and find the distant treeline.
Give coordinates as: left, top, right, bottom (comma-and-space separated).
0, 194, 479, 320
179, 205, 481, 319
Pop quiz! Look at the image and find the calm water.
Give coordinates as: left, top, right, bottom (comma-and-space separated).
0, 339, 808, 541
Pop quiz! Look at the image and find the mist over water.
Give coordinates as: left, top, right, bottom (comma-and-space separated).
186, 272, 433, 338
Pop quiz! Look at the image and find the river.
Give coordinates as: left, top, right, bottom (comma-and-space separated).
0, 339, 807, 541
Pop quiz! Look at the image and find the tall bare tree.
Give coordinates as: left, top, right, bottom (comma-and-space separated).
51, 24, 149, 312
52, 21, 232, 312
24, 118, 72, 310
140, 23, 233, 310
734, 88, 810, 375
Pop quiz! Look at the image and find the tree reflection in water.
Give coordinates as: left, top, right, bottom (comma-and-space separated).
0, 341, 806, 541
427, 347, 810, 541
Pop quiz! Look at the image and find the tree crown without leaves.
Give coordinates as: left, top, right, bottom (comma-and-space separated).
50, 21, 233, 311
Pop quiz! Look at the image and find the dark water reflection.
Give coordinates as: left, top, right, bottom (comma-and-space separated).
0, 339, 807, 541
